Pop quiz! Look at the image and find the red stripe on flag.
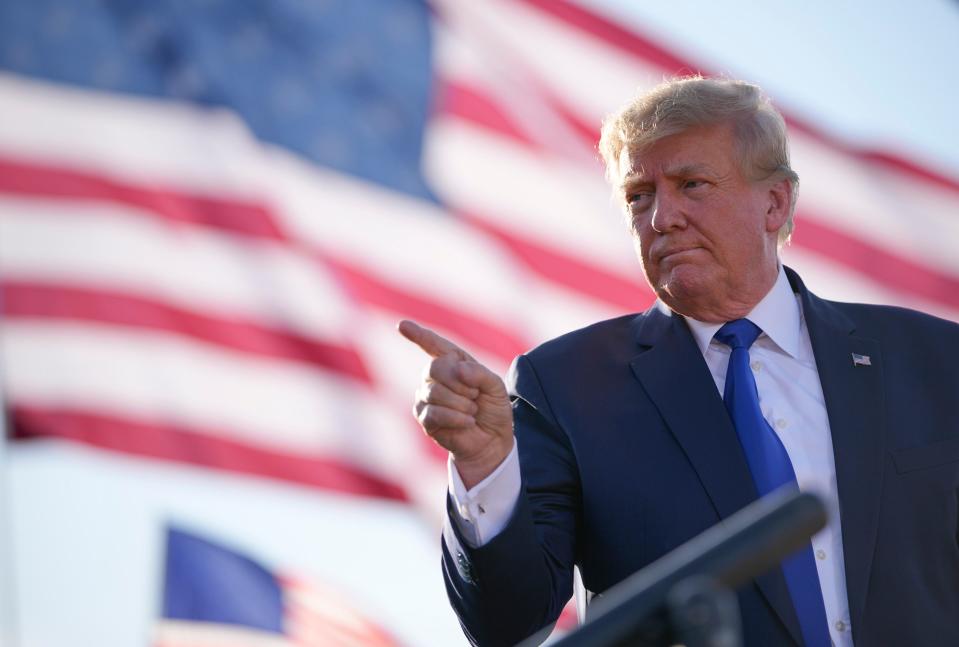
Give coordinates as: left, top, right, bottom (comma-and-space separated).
1, 281, 373, 384
514, 0, 697, 75
280, 576, 400, 647
459, 211, 654, 311
852, 149, 959, 195
0, 155, 531, 364
11, 405, 409, 501
514, 0, 959, 196
438, 79, 600, 157
782, 115, 959, 196
286, 607, 397, 647
437, 82, 538, 149
321, 252, 530, 363
790, 213, 959, 309
0, 158, 286, 240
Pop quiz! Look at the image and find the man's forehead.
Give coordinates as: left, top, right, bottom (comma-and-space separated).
618, 127, 735, 182
619, 155, 722, 184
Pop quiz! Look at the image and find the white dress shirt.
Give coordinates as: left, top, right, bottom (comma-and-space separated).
448, 268, 854, 646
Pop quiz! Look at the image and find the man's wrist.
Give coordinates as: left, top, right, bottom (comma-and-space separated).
448, 440, 521, 546
452, 437, 514, 490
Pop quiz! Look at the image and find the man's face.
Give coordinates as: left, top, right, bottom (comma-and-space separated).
618, 123, 788, 322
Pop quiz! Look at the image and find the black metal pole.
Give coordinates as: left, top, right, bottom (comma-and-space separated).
525, 487, 827, 647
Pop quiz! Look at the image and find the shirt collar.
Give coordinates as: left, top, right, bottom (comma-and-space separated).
683, 267, 801, 358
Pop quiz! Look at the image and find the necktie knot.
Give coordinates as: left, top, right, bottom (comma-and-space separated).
715, 318, 762, 350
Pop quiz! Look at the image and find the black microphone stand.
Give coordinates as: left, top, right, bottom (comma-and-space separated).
518, 488, 827, 647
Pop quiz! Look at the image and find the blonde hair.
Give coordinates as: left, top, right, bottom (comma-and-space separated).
599, 76, 799, 246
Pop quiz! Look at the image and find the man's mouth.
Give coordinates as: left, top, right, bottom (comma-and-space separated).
659, 247, 701, 262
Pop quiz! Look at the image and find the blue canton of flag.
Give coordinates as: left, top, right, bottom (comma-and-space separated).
162, 527, 284, 633
0, 0, 436, 200
157, 527, 400, 646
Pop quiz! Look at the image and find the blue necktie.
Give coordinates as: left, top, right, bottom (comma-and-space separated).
715, 319, 831, 647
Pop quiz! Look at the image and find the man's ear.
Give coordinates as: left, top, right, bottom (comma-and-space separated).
764, 178, 791, 233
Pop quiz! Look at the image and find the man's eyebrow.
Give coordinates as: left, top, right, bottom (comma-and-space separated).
619, 173, 651, 192
665, 163, 720, 177
619, 163, 721, 191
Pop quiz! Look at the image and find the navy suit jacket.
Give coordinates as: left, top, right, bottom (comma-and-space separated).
442, 268, 959, 646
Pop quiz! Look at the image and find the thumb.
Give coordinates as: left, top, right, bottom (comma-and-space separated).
457, 360, 507, 398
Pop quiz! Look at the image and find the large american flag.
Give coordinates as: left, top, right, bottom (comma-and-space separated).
1, 2, 957, 640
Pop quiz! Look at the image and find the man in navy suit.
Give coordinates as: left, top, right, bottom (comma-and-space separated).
399, 77, 959, 646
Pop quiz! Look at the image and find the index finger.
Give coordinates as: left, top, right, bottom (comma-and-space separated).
398, 320, 471, 360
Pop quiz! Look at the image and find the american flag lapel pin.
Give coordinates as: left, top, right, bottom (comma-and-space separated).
852, 353, 872, 367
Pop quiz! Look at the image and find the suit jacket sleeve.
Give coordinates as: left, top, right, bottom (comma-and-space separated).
441, 353, 581, 647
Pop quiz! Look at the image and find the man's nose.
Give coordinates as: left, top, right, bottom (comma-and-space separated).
651, 192, 686, 233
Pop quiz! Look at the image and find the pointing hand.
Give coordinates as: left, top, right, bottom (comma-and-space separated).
398, 320, 514, 489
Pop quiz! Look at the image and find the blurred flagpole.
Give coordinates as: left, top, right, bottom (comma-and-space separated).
0, 286, 20, 647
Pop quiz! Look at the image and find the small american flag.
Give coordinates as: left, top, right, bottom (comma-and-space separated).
852, 353, 873, 367
156, 527, 400, 647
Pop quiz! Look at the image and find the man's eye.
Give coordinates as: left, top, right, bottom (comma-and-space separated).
627, 192, 652, 205
682, 179, 705, 189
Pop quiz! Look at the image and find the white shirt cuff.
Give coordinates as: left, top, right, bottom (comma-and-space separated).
447, 440, 521, 547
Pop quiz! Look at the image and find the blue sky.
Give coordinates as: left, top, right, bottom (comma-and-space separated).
590, 0, 959, 177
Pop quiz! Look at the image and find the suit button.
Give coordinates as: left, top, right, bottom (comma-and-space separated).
456, 551, 474, 583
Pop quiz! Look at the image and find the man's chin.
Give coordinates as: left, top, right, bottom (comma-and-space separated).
663, 265, 711, 291
656, 268, 717, 312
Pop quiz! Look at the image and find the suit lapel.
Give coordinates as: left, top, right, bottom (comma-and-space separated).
628, 305, 804, 645
793, 269, 885, 639
629, 307, 756, 519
